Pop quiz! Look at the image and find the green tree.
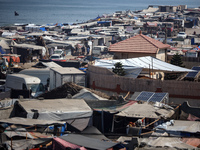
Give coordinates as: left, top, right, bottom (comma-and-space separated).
165, 53, 184, 80
170, 53, 184, 67
112, 62, 126, 76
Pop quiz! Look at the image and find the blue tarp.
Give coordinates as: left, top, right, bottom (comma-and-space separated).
39, 27, 47, 31
97, 21, 111, 24
0, 46, 6, 54
93, 16, 101, 20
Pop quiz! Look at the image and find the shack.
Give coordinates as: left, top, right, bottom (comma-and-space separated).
11, 43, 47, 63
49, 67, 86, 90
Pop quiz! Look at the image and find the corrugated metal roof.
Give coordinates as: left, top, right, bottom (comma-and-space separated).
109, 34, 170, 53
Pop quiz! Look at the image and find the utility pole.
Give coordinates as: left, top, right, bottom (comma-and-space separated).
164, 24, 167, 44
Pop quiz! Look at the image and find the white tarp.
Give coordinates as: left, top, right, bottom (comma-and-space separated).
95, 59, 143, 78
95, 56, 195, 73
72, 89, 108, 101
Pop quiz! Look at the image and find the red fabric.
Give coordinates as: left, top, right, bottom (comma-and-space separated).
3, 56, 20, 63
53, 137, 85, 150
187, 113, 200, 121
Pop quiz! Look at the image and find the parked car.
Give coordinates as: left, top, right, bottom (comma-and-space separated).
50, 54, 64, 60
83, 55, 100, 61
53, 49, 64, 56
177, 32, 187, 39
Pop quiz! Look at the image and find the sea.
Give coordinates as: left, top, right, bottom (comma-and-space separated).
0, 0, 199, 27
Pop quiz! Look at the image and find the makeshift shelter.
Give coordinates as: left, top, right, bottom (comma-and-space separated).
95, 56, 195, 73
92, 100, 137, 133
10, 99, 93, 131
54, 134, 122, 150
72, 89, 108, 101
141, 137, 196, 149
11, 43, 47, 63
0, 117, 66, 126
155, 120, 200, 133
32, 61, 62, 68
81, 126, 109, 140
4, 138, 52, 150
0, 39, 9, 53
50, 67, 86, 90
94, 56, 195, 78
111, 102, 175, 134
116, 102, 174, 119
180, 101, 200, 121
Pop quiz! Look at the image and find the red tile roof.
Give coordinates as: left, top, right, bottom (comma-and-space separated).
109, 34, 170, 54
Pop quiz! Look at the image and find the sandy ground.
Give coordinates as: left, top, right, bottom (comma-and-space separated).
18, 62, 38, 69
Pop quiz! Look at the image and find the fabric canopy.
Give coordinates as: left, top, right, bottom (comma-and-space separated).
0, 117, 66, 126
11, 99, 93, 121
116, 102, 174, 119
95, 59, 143, 78
95, 56, 195, 73
59, 134, 118, 150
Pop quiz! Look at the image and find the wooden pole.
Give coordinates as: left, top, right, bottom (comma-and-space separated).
124, 91, 130, 99
140, 130, 154, 135
11, 137, 12, 150
143, 118, 160, 129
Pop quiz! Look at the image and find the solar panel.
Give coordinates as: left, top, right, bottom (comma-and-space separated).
135, 91, 154, 101
148, 93, 167, 103
185, 71, 198, 78
192, 66, 200, 71
185, 66, 200, 78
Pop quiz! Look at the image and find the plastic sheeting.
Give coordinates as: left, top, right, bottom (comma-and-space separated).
0, 117, 66, 126
95, 56, 195, 73
72, 89, 108, 101
95, 59, 143, 78
116, 102, 174, 119
12, 99, 93, 121
59, 134, 118, 150
141, 137, 196, 149
156, 120, 200, 133
0, 99, 17, 108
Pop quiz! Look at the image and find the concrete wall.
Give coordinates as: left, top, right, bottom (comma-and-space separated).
113, 50, 166, 62
114, 52, 156, 59
88, 65, 200, 100
156, 49, 166, 62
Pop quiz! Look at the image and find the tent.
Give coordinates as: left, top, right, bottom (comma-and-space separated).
72, 89, 108, 101
10, 99, 93, 131
57, 134, 120, 150
95, 59, 143, 78
156, 120, 200, 133
0, 117, 66, 126
95, 56, 195, 77
115, 102, 174, 119
141, 137, 196, 149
